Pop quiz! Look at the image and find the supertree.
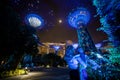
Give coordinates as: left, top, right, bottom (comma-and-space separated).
68, 7, 98, 80
68, 8, 97, 53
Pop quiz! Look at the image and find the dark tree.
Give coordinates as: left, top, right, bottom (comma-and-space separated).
92, 1, 120, 79
0, 1, 39, 72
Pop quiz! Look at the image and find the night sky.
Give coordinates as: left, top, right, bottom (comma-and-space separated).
9, 0, 107, 43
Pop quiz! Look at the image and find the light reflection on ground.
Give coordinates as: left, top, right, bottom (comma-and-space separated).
5, 67, 70, 80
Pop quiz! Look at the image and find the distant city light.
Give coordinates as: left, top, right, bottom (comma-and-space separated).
72, 43, 78, 49
53, 46, 60, 51
26, 14, 44, 28
68, 8, 90, 28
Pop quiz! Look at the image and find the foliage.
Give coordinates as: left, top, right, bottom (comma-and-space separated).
92, 0, 120, 74
93, 0, 120, 46
32, 54, 42, 66
0, 68, 27, 78
107, 46, 120, 64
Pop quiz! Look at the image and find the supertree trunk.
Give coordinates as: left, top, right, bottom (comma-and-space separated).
77, 25, 97, 53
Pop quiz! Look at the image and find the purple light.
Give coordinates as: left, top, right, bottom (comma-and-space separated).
53, 46, 60, 51
72, 43, 78, 49
95, 43, 102, 48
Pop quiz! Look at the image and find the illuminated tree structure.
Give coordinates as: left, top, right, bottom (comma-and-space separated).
21, 14, 44, 68
68, 8, 98, 80
93, 0, 120, 47
26, 13, 44, 45
68, 8, 97, 53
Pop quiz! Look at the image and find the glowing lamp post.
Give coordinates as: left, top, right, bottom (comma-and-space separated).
68, 8, 97, 80
68, 8, 97, 53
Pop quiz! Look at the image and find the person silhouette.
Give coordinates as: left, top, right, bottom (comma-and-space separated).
64, 40, 87, 80
64, 42, 79, 80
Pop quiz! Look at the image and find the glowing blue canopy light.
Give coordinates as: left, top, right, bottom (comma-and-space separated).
26, 14, 44, 28
68, 8, 90, 28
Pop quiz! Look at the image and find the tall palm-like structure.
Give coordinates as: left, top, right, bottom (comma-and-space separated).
68, 8, 97, 80
68, 8, 97, 53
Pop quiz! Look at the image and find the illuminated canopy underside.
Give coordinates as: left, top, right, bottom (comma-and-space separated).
68, 8, 90, 28
26, 14, 44, 28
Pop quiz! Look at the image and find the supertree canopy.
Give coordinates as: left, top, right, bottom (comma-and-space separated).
68, 8, 90, 28
25, 14, 44, 28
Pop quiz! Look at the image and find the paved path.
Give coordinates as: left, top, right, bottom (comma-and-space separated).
4, 67, 70, 80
